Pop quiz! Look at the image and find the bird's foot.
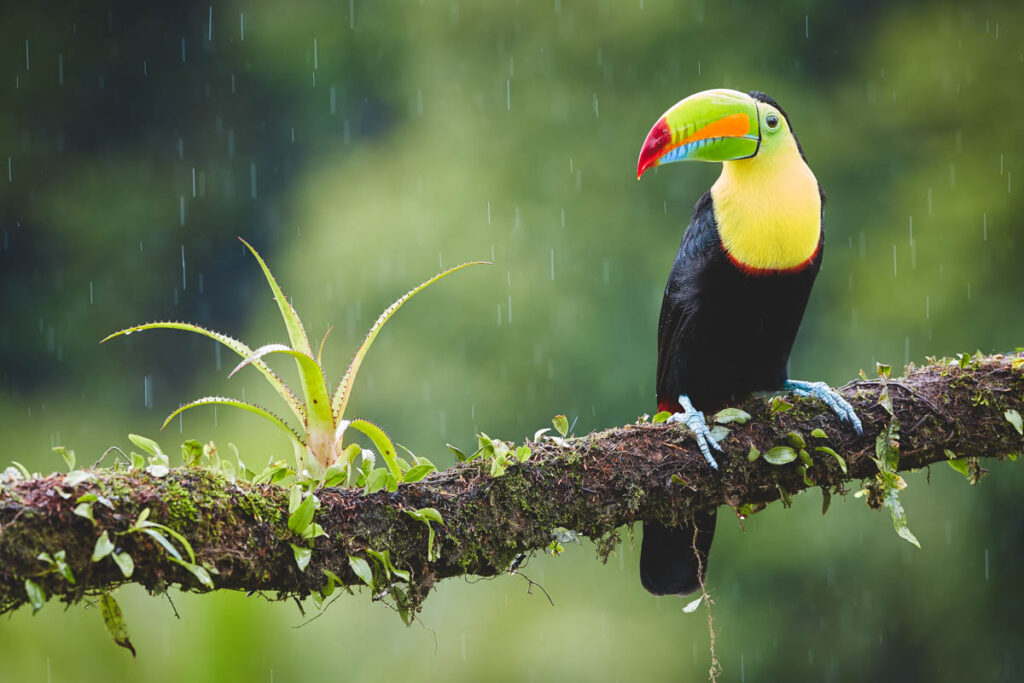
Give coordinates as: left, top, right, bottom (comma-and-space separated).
782, 379, 863, 435
666, 395, 722, 470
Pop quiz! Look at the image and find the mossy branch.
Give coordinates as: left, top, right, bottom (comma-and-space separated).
1, 353, 1022, 616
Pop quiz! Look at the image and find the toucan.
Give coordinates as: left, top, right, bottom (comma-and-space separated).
635, 89, 863, 596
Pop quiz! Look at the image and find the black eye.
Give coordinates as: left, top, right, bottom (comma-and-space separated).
765, 113, 779, 129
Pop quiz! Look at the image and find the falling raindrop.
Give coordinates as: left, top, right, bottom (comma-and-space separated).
208, 6, 213, 41
179, 196, 186, 226
240, 12, 245, 41
181, 246, 187, 290
89, 281, 94, 304
181, 37, 186, 63
506, 79, 511, 110
550, 249, 555, 280
58, 53, 63, 85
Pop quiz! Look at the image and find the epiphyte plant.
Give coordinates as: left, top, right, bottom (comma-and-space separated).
102, 238, 488, 481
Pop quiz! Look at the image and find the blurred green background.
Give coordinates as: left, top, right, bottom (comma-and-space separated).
2, 1, 1023, 680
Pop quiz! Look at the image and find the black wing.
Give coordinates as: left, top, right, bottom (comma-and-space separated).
655, 191, 719, 412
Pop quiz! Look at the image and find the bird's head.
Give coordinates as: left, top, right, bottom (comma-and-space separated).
636, 89, 798, 179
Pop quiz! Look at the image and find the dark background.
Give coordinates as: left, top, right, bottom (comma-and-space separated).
2, 1, 1023, 680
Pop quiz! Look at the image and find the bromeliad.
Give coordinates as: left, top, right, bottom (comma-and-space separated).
103, 238, 488, 482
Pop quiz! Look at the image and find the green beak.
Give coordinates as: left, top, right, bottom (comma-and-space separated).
637, 89, 761, 179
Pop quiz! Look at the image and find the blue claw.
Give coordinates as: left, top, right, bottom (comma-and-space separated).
666, 394, 722, 470
783, 379, 863, 435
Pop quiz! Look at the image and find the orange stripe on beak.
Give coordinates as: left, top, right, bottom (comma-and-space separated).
637, 112, 753, 179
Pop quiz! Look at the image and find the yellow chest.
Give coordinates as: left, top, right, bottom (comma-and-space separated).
710, 151, 821, 272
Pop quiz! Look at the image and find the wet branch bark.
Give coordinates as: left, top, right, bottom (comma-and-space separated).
1, 353, 1022, 614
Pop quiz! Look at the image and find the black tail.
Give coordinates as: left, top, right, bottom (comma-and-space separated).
640, 510, 717, 596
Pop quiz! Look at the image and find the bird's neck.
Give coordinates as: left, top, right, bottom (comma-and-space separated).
710, 141, 821, 274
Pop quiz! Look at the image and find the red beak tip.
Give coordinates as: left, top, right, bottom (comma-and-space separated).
636, 116, 670, 181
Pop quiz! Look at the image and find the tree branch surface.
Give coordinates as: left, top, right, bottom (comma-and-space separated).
2, 353, 1022, 614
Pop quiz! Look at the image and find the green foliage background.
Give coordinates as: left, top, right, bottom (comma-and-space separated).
2, 1, 1023, 680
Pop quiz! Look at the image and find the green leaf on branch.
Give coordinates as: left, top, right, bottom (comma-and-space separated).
287, 490, 318, 534
714, 408, 751, 425
112, 551, 134, 578
181, 439, 204, 467
552, 414, 569, 437
769, 396, 793, 416
73, 499, 97, 525
99, 592, 136, 658
763, 446, 797, 465
290, 543, 312, 572
872, 418, 920, 548
446, 443, 468, 462
366, 548, 410, 583
652, 411, 672, 424
128, 433, 163, 457
52, 446, 75, 471
92, 531, 115, 562
947, 458, 970, 478
815, 446, 848, 475
348, 556, 374, 588
405, 507, 444, 562
24, 579, 45, 613
402, 463, 437, 483
1005, 409, 1023, 435
883, 488, 921, 548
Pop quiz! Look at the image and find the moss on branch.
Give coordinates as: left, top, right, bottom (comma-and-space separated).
1, 352, 1022, 617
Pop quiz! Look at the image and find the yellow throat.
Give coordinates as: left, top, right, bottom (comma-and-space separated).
710, 139, 821, 272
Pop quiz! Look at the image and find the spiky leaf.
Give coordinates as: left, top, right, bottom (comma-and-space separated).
331, 261, 490, 421
238, 238, 312, 356
101, 321, 304, 423
163, 397, 305, 454
347, 419, 402, 481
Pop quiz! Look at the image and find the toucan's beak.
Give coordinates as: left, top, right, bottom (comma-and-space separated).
637, 89, 761, 179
